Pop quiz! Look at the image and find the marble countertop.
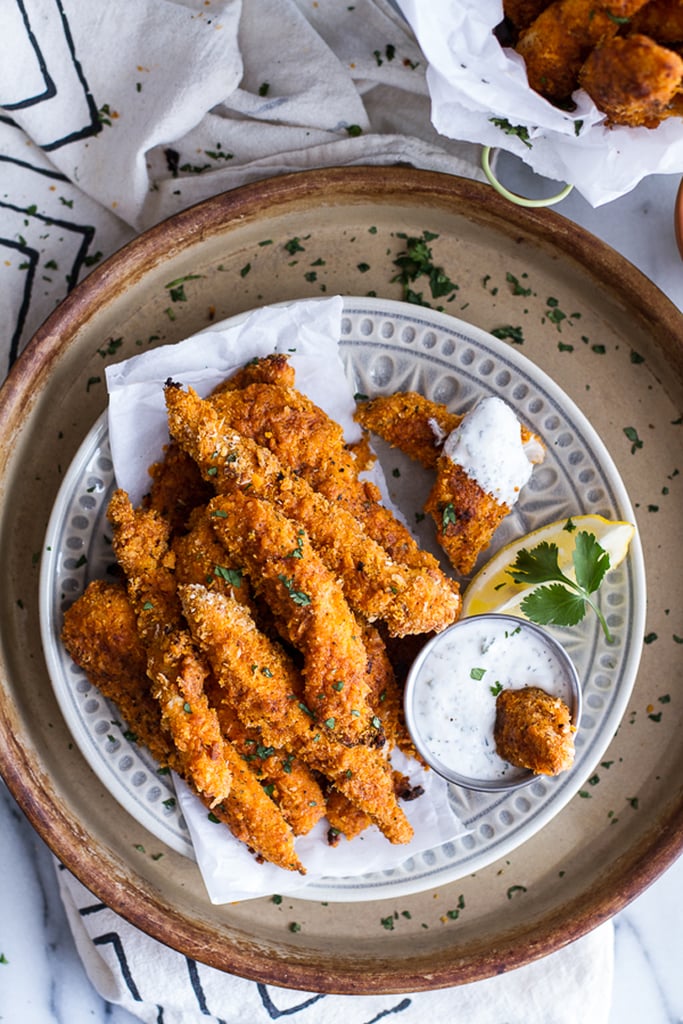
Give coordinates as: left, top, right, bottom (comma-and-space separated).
1, 166, 682, 1024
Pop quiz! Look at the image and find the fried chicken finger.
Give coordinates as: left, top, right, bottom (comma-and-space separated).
179, 584, 414, 845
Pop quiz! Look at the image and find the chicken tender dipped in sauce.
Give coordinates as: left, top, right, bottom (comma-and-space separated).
494, 685, 576, 776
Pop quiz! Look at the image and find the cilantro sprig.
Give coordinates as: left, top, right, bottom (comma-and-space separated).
507, 531, 613, 641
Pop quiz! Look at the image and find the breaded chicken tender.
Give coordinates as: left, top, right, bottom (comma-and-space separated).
356, 392, 543, 576
355, 392, 462, 470
579, 33, 683, 126
107, 490, 234, 808
107, 489, 305, 870
494, 686, 576, 775
61, 579, 176, 767
207, 490, 377, 745
179, 584, 414, 845
207, 362, 458, 583
164, 382, 461, 636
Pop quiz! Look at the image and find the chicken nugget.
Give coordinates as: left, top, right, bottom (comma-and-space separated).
630, 0, 683, 44
494, 686, 576, 775
516, 0, 620, 101
579, 33, 683, 126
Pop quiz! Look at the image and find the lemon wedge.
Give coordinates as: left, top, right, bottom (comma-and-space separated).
461, 514, 636, 619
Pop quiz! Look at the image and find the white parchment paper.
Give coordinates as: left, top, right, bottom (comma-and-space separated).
398, 0, 683, 206
104, 296, 467, 903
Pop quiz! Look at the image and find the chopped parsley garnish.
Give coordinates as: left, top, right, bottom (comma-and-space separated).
490, 325, 525, 345
489, 116, 532, 148
213, 564, 242, 587
392, 231, 458, 308
278, 574, 312, 606
623, 426, 643, 453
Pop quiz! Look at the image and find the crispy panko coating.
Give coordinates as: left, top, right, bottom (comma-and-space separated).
107, 490, 234, 808
630, 0, 683, 44
61, 579, 175, 767
494, 686, 576, 775
207, 362, 458, 583
503, 0, 554, 30
207, 490, 377, 745
425, 459, 512, 577
579, 33, 683, 126
145, 441, 213, 536
172, 505, 254, 608
107, 489, 304, 870
209, 381, 358, 499
164, 382, 461, 636
179, 584, 414, 845
204, 683, 326, 837
355, 392, 462, 470
192, 741, 303, 872
211, 352, 296, 394
516, 0, 622, 100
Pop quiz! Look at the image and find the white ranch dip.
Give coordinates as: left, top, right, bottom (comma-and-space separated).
404, 615, 579, 787
442, 396, 535, 507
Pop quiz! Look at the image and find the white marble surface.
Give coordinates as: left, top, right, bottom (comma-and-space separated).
1, 168, 682, 1023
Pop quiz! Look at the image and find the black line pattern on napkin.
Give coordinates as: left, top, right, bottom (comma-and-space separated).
0, 152, 69, 182
257, 985, 413, 1021
78, 900, 109, 916
2, 0, 56, 110
93, 932, 143, 1002
0, 196, 95, 369
363, 1000, 413, 1022
0, 236, 37, 368
2, 0, 101, 150
186, 958, 228, 1023
257, 984, 327, 1018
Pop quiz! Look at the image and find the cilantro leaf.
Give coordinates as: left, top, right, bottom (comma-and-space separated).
507, 530, 614, 641
508, 541, 562, 585
573, 531, 610, 594
521, 583, 587, 628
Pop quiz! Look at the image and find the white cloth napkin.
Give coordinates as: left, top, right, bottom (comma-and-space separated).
57, 865, 614, 1024
1, 0, 614, 1019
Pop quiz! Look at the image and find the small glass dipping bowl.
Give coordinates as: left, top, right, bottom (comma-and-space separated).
403, 614, 582, 793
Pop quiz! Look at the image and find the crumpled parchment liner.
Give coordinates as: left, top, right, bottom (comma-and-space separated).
398, 0, 683, 206
105, 296, 467, 903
